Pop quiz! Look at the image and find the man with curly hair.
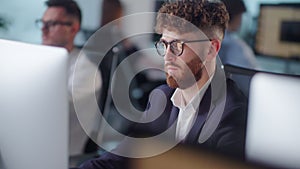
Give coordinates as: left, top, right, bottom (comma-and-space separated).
74, 0, 247, 168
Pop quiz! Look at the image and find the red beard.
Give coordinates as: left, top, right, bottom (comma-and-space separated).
166, 57, 204, 89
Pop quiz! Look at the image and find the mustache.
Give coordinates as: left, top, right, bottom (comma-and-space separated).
165, 62, 181, 68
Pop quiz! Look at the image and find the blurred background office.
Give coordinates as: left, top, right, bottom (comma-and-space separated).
219, 0, 259, 69
1, 0, 300, 167
1, 0, 300, 74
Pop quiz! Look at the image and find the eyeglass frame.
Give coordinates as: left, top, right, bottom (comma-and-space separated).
35, 19, 73, 29
155, 39, 212, 57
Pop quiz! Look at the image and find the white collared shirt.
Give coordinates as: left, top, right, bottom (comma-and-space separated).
171, 78, 212, 141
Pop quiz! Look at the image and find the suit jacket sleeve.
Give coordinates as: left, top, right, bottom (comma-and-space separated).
201, 79, 248, 160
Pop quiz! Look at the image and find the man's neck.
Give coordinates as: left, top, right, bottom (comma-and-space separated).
65, 43, 75, 53
181, 72, 210, 104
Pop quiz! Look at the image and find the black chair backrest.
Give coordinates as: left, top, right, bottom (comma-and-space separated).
223, 64, 300, 98
223, 64, 259, 98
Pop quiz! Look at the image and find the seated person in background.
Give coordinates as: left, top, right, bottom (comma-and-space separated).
98, 0, 141, 112
74, 0, 247, 168
219, 0, 259, 69
37, 0, 102, 157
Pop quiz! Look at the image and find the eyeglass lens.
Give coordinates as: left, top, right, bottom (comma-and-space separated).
35, 19, 72, 29
155, 39, 211, 57
155, 40, 183, 56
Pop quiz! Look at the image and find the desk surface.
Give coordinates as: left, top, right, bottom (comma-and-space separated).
129, 143, 264, 169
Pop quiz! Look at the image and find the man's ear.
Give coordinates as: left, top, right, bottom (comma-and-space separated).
207, 39, 221, 61
71, 21, 80, 35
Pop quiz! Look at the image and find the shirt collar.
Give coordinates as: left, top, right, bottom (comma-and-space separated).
171, 75, 214, 111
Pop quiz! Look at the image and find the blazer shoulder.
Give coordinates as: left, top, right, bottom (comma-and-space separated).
225, 78, 248, 105
221, 78, 248, 122
151, 84, 175, 99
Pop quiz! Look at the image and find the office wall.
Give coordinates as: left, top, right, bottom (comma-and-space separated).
0, 0, 154, 47
0, 0, 46, 43
120, 0, 155, 48
0, 0, 103, 45
0, 0, 298, 46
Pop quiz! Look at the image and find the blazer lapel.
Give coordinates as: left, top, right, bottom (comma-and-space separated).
168, 106, 179, 127
167, 106, 179, 140
184, 87, 211, 144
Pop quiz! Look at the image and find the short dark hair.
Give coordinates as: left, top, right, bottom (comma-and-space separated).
101, 0, 123, 26
221, 0, 246, 23
45, 0, 82, 25
155, 0, 229, 40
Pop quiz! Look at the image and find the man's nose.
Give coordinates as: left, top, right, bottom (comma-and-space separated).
41, 25, 49, 33
164, 46, 176, 62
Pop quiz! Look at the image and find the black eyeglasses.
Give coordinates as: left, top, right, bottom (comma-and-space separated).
35, 19, 72, 29
155, 39, 211, 57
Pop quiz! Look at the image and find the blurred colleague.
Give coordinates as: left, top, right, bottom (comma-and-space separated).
100, 0, 165, 111
219, 0, 258, 69
37, 0, 102, 157
98, 0, 141, 112
74, 0, 247, 168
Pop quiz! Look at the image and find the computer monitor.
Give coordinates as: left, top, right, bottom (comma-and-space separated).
0, 39, 69, 169
246, 72, 300, 168
254, 3, 300, 59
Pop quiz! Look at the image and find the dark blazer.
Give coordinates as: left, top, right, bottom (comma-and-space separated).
76, 70, 248, 169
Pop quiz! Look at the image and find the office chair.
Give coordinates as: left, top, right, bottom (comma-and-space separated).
223, 64, 259, 98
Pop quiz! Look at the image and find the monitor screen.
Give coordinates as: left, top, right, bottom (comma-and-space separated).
280, 21, 300, 43
246, 72, 300, 168
254, 3, 300, 59
0, 39, 69, 169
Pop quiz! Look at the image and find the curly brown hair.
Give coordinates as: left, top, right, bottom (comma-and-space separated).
155, 0, 229, 40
